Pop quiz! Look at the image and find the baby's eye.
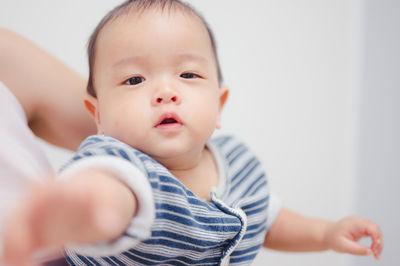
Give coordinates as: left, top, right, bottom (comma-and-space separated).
180, 72, 200, 79
124, 76, 144, 85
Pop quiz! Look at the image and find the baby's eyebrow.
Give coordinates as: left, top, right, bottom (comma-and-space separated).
175, 53, 208, 64
112, 53, 208, 69
112, 55, 146, 69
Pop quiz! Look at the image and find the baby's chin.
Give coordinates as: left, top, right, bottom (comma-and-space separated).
146, 145, 205, 167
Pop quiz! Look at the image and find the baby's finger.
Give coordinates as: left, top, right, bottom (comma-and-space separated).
340, 238, 372, 256
365, 221, 381, 240
364, 221, 383, 259
372, 238, 383, 259
3, 210, 33, 266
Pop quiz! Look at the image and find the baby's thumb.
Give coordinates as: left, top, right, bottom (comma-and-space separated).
340, 238, 372, 256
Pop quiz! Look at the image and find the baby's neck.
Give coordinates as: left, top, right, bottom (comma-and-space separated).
167, 148, 219, 201
158, 148, 206, 173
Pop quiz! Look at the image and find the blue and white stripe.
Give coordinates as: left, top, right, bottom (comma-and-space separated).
62, 134, 270, 265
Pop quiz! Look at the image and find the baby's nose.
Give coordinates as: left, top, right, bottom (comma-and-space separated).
152, 87, 181, 105
156, 95, 178, 103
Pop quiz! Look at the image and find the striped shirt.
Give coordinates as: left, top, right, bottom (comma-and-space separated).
62, 134, 270, 265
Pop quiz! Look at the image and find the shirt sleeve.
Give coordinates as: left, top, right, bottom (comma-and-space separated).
266, 193, 282, 230
58, 155, 155, 257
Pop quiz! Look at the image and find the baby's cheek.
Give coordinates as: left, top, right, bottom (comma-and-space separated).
100, 111, 123, 135
112, 120, 122, 130
197, 109, 219, 134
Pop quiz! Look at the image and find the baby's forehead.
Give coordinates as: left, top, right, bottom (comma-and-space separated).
95, 8, 214, 59
102, 6, 206, 36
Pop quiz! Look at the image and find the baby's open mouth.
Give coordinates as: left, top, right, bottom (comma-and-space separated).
160, 118, 178, 125
155, 113, 183, 128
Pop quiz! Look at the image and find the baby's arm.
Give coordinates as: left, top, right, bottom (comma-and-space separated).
3, 168, 137, 266
263, 208, 383, 259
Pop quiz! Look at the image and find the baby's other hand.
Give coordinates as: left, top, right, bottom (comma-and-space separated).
324, 216, 383, 259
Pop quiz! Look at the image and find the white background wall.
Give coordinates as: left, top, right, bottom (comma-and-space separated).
0, 1, 398, 265
352, 1, 399, 266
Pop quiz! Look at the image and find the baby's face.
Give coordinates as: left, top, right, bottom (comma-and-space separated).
88, 9, 228, 165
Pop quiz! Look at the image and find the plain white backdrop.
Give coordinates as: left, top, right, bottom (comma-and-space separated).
0, 1, 398, 265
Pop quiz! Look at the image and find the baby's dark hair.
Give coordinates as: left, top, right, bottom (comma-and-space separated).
87, 0, 223, 97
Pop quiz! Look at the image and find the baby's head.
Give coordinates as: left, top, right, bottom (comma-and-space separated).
84, 0, 229, 167
87, 0, 223, 97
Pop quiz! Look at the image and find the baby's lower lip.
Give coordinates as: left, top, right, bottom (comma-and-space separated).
155, 123, 183, 133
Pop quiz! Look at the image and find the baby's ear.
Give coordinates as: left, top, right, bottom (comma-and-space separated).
216, 86, 229, 129
219, 85, 229, 109
84, 94, 101, 126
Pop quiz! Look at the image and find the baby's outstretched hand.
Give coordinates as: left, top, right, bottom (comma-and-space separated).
324, 216, 383, 259
3, 169, 136, 266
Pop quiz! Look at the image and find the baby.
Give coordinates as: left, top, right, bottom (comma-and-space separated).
3, 0, 383, 265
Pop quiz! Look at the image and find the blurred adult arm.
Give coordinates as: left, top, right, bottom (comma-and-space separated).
0, 27, 96, 150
